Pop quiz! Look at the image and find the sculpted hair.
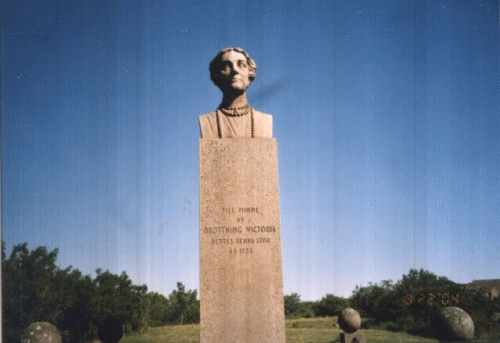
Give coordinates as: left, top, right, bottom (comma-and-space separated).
209, 47, 257, 90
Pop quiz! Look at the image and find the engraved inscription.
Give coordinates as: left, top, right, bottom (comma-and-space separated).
211, 238, 234, 244
204, 227, 243, 234
246, 226, 276, 233
229, 248, 253, 254
236, 238, 254, 244
221, 207, 261, 213
239, 207, 260, 213
205, 205, 276, 252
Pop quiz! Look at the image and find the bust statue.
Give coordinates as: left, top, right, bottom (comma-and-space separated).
199, 47, 272, 138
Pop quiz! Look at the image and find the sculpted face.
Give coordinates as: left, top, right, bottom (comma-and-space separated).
218, 50, 251, 93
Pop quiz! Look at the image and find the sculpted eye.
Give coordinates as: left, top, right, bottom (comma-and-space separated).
238, 61, 247, 68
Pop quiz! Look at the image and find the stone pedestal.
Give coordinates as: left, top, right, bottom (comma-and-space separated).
340, 332, 366, 343
199, 138, 285, 343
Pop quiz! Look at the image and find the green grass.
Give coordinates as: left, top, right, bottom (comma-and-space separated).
120, 324, 200, 343
119, 318, 440, 343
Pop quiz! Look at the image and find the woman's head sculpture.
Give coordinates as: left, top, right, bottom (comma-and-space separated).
209, 47, 257, 92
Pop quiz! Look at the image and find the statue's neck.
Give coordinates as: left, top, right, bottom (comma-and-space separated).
221, 92, 248, 109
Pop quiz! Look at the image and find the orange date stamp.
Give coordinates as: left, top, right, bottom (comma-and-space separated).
405, 291, 460, 306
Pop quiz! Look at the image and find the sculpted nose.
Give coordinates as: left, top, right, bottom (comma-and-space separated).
231, 65, 240, 75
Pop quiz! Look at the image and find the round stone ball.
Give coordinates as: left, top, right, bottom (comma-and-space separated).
435, 306, 474, 341
22, 322, 62, 343
98, 318, 124, 343
338, 308, 362, 333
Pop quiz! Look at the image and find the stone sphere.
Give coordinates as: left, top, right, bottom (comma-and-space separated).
22, 322, 62, 343
338, 308, 362, 333
435, 306, 474, 341
98, 318, 124, 343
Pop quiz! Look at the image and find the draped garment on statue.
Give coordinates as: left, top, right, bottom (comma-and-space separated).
199, 108, 272, 138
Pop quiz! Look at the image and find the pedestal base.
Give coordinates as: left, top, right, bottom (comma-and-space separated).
340, 332, 366, 343
199, 138, 285, 343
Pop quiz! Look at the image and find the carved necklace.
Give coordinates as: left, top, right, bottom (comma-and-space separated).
218, 104, 250, 116
216, 106, 254, 138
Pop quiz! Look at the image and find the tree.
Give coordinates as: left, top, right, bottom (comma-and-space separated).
91, 269, 148, 333
284, 293, 301, 317
51, 266, 96, 341
145, 292, 171, 327
316, 294, 349, 317
349, 269, 499, 339
350, 283, 388, 317
2, 242, 151, 342
2, 243, 60, 342
294, 301, 316, 319
167, 282, 200, 324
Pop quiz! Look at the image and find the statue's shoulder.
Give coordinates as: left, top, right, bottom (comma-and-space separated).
252, 108, 271, 117
252, 109, 273, 138
199, 110, 217, 122
199, 111, 218, 138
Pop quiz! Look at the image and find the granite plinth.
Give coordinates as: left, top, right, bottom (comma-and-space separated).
199, 138, 285, 343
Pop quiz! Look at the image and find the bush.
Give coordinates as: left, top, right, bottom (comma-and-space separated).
146, 292, 171, 327
166, 282, 200, 325
284, 294, 317, 319
316, 294, 349, 317
287, 302, 316, 319
296, 302, 316, 318
2, 242, 151, 342
3, 243, 96, 342
284, 293, 301, 317
349, 269, 500, 340
90, 269, 148, 335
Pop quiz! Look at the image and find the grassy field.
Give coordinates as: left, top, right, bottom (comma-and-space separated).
120, 317, 440, 343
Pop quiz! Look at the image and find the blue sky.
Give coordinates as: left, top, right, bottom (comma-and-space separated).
2, 0, 499, 300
